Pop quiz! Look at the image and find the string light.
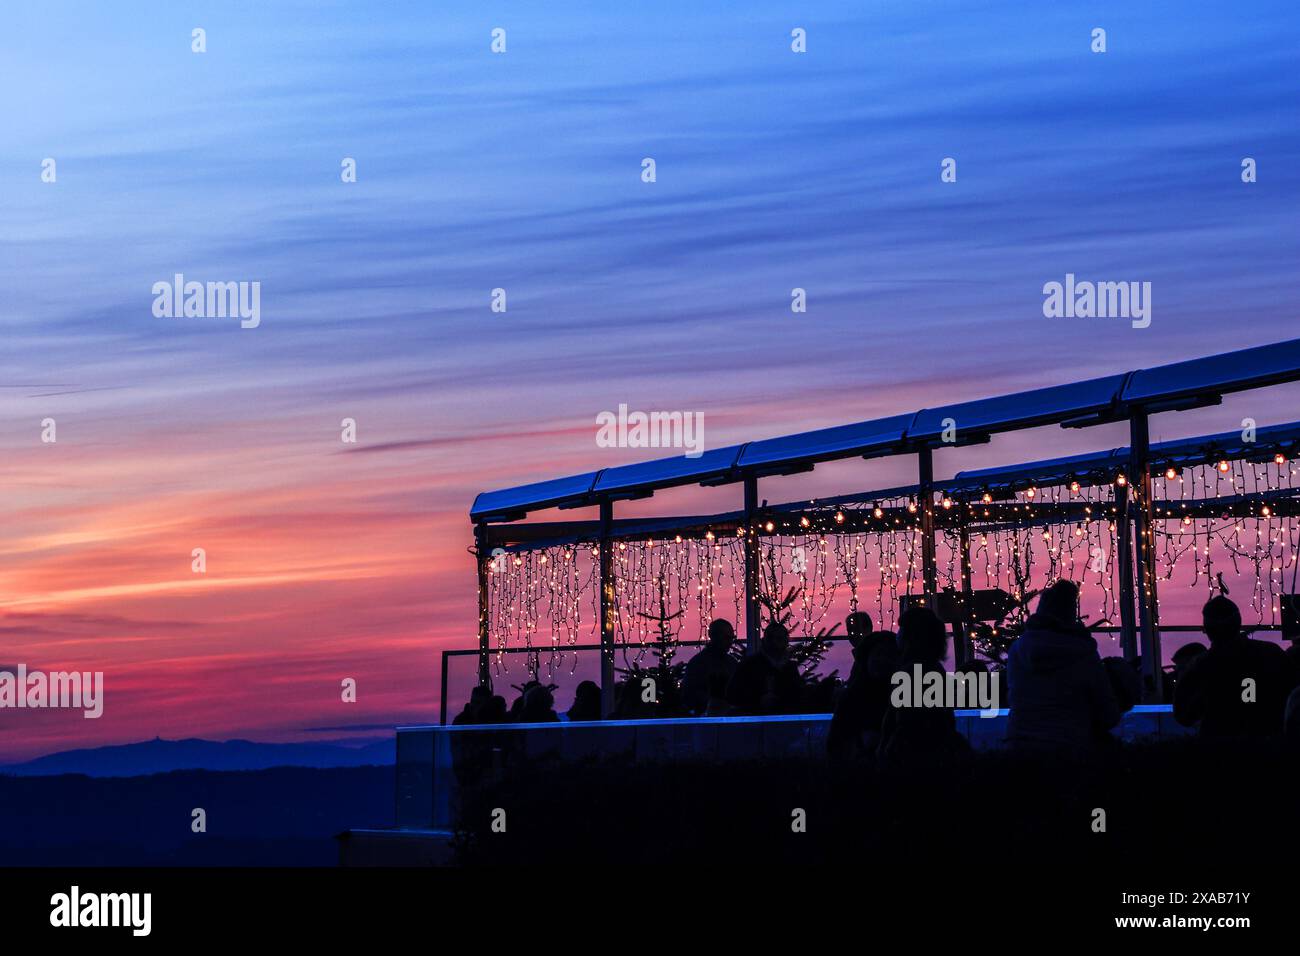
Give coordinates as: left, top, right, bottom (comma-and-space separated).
480, 454, 1297, 685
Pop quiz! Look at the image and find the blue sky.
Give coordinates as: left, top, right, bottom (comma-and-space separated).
2, 0, 1299, 757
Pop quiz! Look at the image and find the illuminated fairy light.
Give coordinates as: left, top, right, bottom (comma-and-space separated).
482, 453, 1300, 674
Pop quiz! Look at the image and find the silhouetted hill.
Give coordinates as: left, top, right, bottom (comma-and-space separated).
1, 737, 394, 778
0, 764, 392, 865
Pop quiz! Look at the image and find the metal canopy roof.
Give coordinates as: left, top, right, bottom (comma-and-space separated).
1121, 337, 1300, 407
909, 374, 1129, 442
737, 413, 915, 471
471, 471, 601, 522
593, 444, 746, 495
472, 339, 1300, 522
946, 420, 1300, 493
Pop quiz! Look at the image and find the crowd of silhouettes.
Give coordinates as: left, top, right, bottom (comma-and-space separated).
452, 585, 1300, 763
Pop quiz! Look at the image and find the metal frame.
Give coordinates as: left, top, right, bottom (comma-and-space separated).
469, 339, 1300, 708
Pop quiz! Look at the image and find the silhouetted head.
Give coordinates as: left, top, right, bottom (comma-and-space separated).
897, 606, 947, 664
846, 611, 874, 647
1102, 655, 1141, 712
482, 695, 507, 722
469, 685, 492, 705
1202, 596, 1242, 645
761, 621, 790, 660
1172, 641, 1207, 673
707, 618, 736, 650
573, 680, 599, 707
1036, 579, 1080, 626
522, 684, 555, 715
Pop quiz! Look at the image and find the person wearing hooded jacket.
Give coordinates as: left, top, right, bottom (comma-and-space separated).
1005, 579, 1124, 752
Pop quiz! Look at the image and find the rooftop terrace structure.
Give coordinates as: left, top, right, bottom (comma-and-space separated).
466, 338, 1300, 716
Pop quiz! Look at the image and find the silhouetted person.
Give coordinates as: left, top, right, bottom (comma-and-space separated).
519, 684, 560, 723
845, 611, 874, 682
878, 606, 969, 763
451, 685, 499, 786
507, 680, 542, 721
565, 680, 602, 722
1163, 641, 1207, 703
481, 695, 507, 723
1103, 656, 1142, 715
682, 619, 739, 715
1006, 580, 1123, 752
1286, 686, 1300, 749
703, 673, 732, 716
828, 620, 898, 760
1173, 596, 1296, 737
1286, 638, 1300, 684
453, 685, 492, 725
727, 621, 802, 714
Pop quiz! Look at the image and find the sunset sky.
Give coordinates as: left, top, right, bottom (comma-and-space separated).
3, 0, 1300, 761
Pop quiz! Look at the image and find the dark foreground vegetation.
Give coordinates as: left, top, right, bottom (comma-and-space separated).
454, 738, 1300, 879
0, 765, 392, 865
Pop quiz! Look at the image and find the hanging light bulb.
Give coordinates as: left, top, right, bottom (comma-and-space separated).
907, 501, 917, 514
834, 510, 845, 524
942, 497, 953, 509
981, 492, 993, 504
705, 530, 715, 542
1115, 473, 1127, 486
1069, 480, 1080, 494
1274, 453, 1287, 465
1217, 460, 1231, 473
1026, 487, 1037, 499
674, 535, 682, 543
873, 506, 884, 519
1165, 466, 1178, 480
763, 520, 775, 533
1262, 505, 1272, 517
799, 515, 811, 528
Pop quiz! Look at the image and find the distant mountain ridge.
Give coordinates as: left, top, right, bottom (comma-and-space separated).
1, 737, 394, 777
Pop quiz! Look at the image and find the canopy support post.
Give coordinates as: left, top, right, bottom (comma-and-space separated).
1115, 480, 1138, 663
474, 523, 491, 689
1129, 409, 1163, 701
956, 523, 973, 666
918, 446, 938, 603
598, 499, 617, 716
744, 475, 761, 654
